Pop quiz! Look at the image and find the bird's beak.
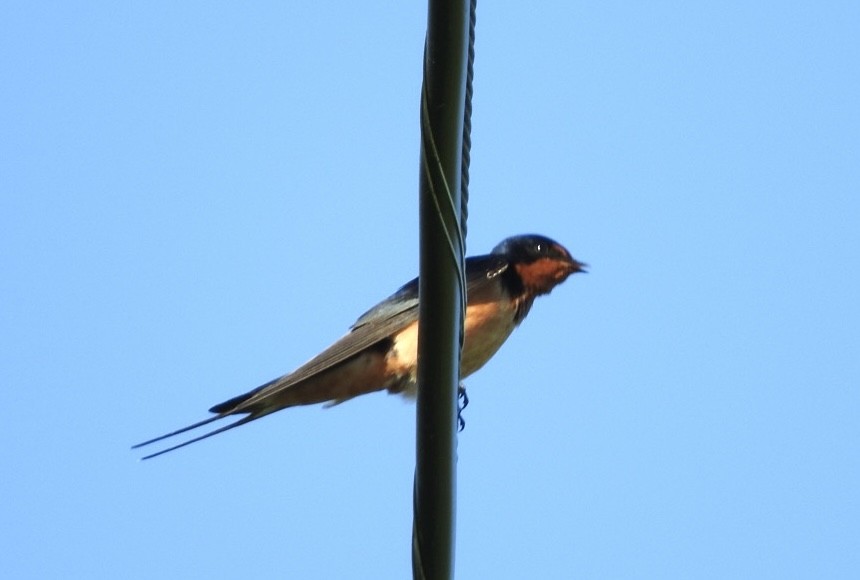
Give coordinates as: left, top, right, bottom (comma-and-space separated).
569, 259, 588, 274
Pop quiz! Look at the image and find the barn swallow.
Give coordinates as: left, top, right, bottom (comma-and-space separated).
134, 234, 586, 459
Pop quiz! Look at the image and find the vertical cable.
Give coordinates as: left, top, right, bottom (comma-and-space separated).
412, 0, 476, 578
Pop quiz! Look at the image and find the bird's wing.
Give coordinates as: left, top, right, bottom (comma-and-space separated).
209, 300, 421, 415
216, 255, 509, 415
132, 301, 421, 459
133, 254, 510, 459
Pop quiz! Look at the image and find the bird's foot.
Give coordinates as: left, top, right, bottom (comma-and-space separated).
457, 383, 469, 432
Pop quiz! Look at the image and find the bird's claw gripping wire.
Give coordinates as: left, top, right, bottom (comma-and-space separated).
457, 383, 469, 432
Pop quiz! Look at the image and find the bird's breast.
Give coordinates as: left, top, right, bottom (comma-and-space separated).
384, 297, 521, 398
461, 299, 519, 377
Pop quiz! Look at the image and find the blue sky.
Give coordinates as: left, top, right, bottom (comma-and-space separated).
2, 2, 858, 578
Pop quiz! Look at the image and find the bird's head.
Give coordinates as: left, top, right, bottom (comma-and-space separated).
493, 234, 587, 296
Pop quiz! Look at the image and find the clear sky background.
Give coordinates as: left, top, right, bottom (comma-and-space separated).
3, 2, 858, 578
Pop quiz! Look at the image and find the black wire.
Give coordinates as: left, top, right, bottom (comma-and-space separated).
460, 0, 476, 254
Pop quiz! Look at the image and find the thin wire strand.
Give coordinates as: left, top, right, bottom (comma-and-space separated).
459, 0, 476, 252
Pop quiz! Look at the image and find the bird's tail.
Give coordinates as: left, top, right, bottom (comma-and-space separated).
132, 413, 262, 460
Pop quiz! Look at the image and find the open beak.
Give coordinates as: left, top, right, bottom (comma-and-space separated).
569, 258, 588, 274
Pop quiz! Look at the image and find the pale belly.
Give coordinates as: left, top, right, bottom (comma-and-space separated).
460, 300, 518, 376
383, 299, 519, 398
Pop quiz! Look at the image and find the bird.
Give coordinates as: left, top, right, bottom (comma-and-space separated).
133, 234, 586, 459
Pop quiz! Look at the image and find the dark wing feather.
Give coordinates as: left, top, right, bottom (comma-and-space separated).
133, 299, 421, 457
351, 277, 419, 330
211, 254, 509, 415
211, 305, 420, 415
133, 253, 510, 457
